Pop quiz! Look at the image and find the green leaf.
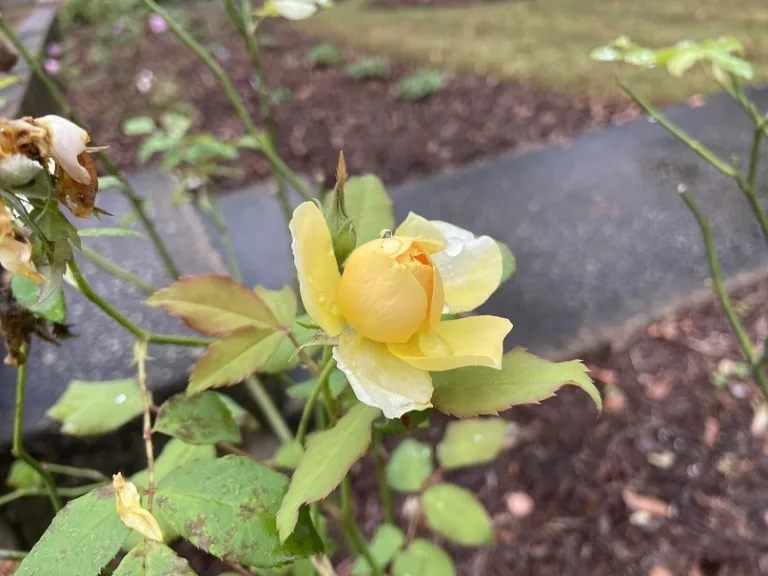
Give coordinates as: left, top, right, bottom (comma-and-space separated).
392, 539, 456, 576
97, 175, 123, 191
154, 392, 242, 445
437, 418, 509, 470
6, 460, 44, 490
351, 523, 404, 575
188, 328, 287, 394
666, 49, 702, 77
78, 227, 143, 238
123, 116, 156, 135
47, 379, 145, 436
432, 348, 601, 417
145, 275, 280, 335
16, 486, 130, 576
393, 70, 446, 102
374, 409, 432, 435
287, 370, 348, 400
235, 135, 262, 149
11, 274, 66, 323
215, 393, 260, 430
498, 241, 516, 283
138, 132, 178, 164
156, 455, 323, 567
342, 175, 394, 247
277, 403, 381, 541
263, 314, 317, 374
272, 441, 304, 470
385, 439, 433, 493
114, 541, 195, 575
161, 112, 193, 139
254, 285, 297, 329
421, 483, 494, 546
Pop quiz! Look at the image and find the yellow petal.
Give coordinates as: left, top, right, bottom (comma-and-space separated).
333, 331, 433, 419
430, 221, 503, 314
388, 316, 512, 371
395, 212, 446, 249
36, 115, 91, 185
113, 473, 164, 542
289, 202, 345, 336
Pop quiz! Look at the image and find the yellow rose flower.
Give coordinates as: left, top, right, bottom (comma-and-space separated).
289, 202, 512, 418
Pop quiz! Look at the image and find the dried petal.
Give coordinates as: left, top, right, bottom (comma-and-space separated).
34, 115, 91, 184
113, 472, 163, 542
55, 151, 98, 218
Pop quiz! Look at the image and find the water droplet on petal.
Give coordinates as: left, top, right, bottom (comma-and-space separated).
380, 237, 402, 255
444, 237, 464, 257
380, 228, 393, 238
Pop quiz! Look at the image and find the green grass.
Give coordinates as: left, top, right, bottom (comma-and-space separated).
303, 0, 768, 104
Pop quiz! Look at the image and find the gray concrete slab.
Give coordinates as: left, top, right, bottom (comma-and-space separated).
0, 170, 226, 447
216, 87, 768, 360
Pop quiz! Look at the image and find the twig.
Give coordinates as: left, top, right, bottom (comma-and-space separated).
79, 245, 157, 295
287, 331, 320, 376
68, 259, 213, 347
296, 356, 336, 445
41, 463, 108, 482
134, 341, 156, 509
142, 0, 313, 203
244, 376, 294, 444
0, 549, 27, 560
13, 344, 62, 512
0, 483, 105, 509
372, 432, 395, 524
0, 16, 182, 280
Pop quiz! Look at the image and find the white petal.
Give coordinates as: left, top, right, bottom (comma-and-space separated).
333, 332, 433, 419
431, 220, 503, 314
36, 115, 90, 185
271, 0, 318, 20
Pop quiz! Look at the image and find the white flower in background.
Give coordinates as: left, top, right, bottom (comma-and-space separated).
267, 0, 332, 20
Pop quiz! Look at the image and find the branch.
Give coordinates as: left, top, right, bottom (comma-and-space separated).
79, 245, 157, 295
244, 375, 294, 444
296, 356, 336, 445
134, 342, 156, 509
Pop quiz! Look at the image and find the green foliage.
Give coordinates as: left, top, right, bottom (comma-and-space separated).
122, 116, 157, 136
421, 483, 494, 546
393, 70, 446, 101
7, 460, 44, 490
436, 418, 509, 470
351, 523, 404, 575
114, 541, 195, 575
498, 241, 516, 283
272, 441, 304, 470
344, 57, 390, 79
215, 393, 260, 430
11, 274, 66, 323
338, 175, 395, 247
392, 539, 456, 576
270, 86, 294, 105
307, 43, 344, 67
156, 456, 323, 567
59, 0, 139, 27
78, 227, 143, 238
385, 439, 433, 493
47, 379, 145, 436
16, 487, 129, 576
591, 35, 753, 80
277, 403, 381, 541
287, 370, 348, 399
432, 348, 601, 417
154, 392, 242, 444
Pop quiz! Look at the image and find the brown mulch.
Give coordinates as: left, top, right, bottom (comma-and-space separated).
369, 0, 510, 10
64, 11, 637, 190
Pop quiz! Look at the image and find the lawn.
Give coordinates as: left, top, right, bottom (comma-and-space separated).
304, 0, 768, 104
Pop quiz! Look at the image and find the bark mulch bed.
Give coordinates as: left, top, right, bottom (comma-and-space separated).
63, 12, 637, 190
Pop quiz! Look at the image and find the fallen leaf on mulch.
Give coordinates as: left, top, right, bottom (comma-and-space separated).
622, 488, 670, 517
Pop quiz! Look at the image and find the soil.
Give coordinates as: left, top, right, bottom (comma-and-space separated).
63, 10, 638, 191
368, 0, 509, 10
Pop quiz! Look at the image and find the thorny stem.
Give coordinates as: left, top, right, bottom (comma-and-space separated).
142, 0, 313, 203
679, 191, 768, 398
68, 259, 214, 347
0, 16, 182, 280
296, 354, 336, 446
245, 375, 294, 444
80, 245, 157, 295
134, 341, 156, 509
341, 475, 381, 576
619, 80, 737, 179
13, 344, 62, 512
372, 432, 395, 524
41, 463, 108, 482
288, 331, 320, 376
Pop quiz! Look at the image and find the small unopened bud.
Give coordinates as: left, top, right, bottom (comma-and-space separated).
325, 152, 356, 265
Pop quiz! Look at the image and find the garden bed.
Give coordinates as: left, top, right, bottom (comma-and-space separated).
61, 8, 637, 190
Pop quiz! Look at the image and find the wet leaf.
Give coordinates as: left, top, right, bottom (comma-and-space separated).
145, 275, 279, 335
156, 455, 323, 567
114, 541, 195, 575
392, 539, 456, 576
386, 439, 433, 493
47, 379, 144, 436
432, 348, 601, 417
351, 523, 404, 575
437, 418, 509, 470
254, 285, 297, 329
11, 274, 66, 323
342, 175, 394, 247
277, 403, 381, 541
188, 328, 286, 394
6, 460, 44, 490
421, 483, 494, 546
154, 392, 242, 445
16, 486, 129, 576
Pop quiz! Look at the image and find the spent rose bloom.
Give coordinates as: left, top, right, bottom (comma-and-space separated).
0, 203, 42, 283
289, 202, 511, 418
113, 473, 163, 542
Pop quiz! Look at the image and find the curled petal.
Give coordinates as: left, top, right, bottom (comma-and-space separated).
56, 151, 98, 218
388, 316, 512, 371
333, 331, 433, 419
289, 202, 345, 336
113, 472, 163, 542
0, 236, 43, 283
35, 115, 91, 185
395, 212, 446, 249
430, 220, 503, 314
